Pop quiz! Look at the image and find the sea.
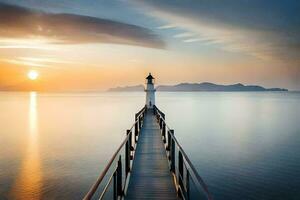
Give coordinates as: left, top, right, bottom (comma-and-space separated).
0, 91, 299, 200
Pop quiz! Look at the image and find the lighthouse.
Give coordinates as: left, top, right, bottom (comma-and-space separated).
145, 73, 156, 108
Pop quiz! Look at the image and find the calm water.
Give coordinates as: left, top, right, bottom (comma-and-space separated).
0, 91, 300, 200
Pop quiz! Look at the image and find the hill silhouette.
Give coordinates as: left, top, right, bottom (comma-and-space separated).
108, 82, 287, 92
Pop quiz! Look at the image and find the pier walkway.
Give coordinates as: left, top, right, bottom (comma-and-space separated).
83, 106, 212, 200
125, 109, 177, 199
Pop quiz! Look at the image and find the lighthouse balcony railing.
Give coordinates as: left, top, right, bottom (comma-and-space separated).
153, 105, 213, 200
83, 106, 147, 200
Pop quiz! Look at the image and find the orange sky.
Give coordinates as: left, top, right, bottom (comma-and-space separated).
0, 1, 299, 91
1, 46, 297, 91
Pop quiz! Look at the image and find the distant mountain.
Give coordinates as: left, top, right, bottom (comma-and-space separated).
107, 82, 288, 92
108, 84, 144, 92
157, 83, 288, 91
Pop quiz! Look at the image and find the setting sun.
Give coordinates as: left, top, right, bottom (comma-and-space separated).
27, 70, 39, 80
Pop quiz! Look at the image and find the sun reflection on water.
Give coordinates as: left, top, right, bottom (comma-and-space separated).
10, 92, 42, 200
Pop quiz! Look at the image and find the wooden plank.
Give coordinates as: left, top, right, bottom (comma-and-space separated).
125, 109, 178, 200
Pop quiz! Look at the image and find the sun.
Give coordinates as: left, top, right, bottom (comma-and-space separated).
27, 70, 39, 80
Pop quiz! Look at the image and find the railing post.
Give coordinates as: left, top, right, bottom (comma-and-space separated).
186, 169, 190, 200
113, 172, 117, 200
167, 130, 172, 151
125, 130, 131, 175
178, 151, 184, 198
135, 113, 139, 142
117, 155, 122, 197
128, 130, 134, 152
155, 107, 160, 121
134, 122, 138, 142
170, 130, 175, 173
159, 117, 163, 129
138, 116, 142, 130
162, 122, 166, 143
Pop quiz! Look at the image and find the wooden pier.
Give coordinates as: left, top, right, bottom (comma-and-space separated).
83, 75, 212, 199
83, 106, 212, 200
125, 109, 177, 200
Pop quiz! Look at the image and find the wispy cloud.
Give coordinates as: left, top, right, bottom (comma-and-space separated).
0, 56, 86, 68
132, 0, 300, 63
0, 38, 57, 50
0, 2, 165, 49
18, 57, 77, 64
0, 58, 48, 67
173, 32, 195, 39
157, 24, 177, 30
183, 38, 202, 43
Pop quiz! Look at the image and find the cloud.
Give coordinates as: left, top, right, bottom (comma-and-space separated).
0, 55, 102, 69
183, 38, 202, 43
157, 24, 177, 30
173, 32, 195, 39
0, 2, 164, 48
0, 58, 48, 67
132, 0, 300, 63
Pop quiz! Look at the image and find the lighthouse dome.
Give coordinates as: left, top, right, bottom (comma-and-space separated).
146, 73, 154, 84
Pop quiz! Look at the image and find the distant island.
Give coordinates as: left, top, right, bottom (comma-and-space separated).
108, 85, 145, 92
108, 82, 288, 92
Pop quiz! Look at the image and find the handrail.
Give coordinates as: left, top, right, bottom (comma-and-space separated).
83, 135, 130, 200
83, 106, 146, 200
172, 136, 213, 200
127, 106, 147, 132
84, 105, 212, 199
98, 164, 117, 199
153, 105, 213, 200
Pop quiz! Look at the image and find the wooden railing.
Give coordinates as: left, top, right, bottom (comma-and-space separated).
83, 106, 147, 200
153, 105, 213, 200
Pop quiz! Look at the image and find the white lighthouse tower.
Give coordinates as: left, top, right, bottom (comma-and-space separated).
145, 73, 156, 108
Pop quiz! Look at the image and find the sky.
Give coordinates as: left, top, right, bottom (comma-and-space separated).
0, 0, 299, 91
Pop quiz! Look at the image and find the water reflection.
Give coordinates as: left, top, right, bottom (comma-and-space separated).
1, 92, 299, 199
11, 92, 42, 200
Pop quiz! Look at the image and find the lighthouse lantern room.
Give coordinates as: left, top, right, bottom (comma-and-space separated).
145, 73, 156, 108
